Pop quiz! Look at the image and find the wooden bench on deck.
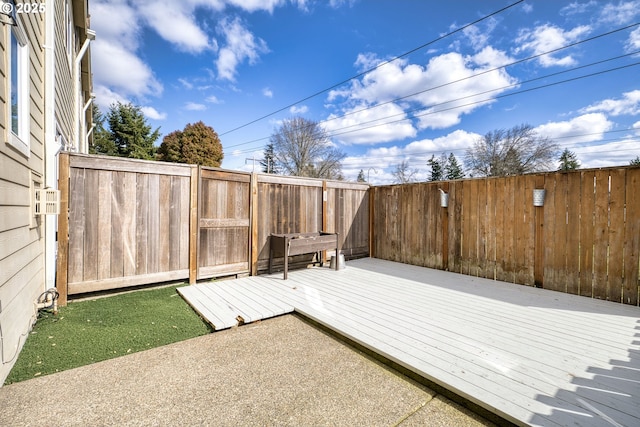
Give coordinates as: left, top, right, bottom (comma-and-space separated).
269, 232, 339, 279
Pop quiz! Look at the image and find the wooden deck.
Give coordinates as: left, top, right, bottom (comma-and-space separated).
178, 258, 640, 427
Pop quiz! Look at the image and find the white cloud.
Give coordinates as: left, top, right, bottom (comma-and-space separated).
216, 17, 269, 81
184, 102, 207, 111
92, 1, 162, 104
290, 105, 308, 114
137, 1, 212, 53
178, 78, 194, 90
93, 85, 128, 109
580, 90, 640, 116
627, 27, 640, 53
227, 0, 285, 13
341, 130, 478, 182
206, 95, 223, 104
535, 113, 613, 145
462, 17, 498, 51
92, 39, 163, 98
560, 1, 597, 16
599, 0, 640, 25
326, 49, 517, 142
141, 106, 167, 120
324, 102, 416, 145
575, 139, 640, 168
263, 87, 273, 98
514, 24, 591, 67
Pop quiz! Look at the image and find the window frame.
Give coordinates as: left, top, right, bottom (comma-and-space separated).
7, 17, 30, 157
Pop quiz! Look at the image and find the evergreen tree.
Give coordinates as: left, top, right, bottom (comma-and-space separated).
106, 102, 160, 160
445, 153, 465, 179
558, 148, 580, 171
157, 121, 223, 167
260, 143, 278, 173
89, 104, 117, 156
630, 156, 640, 166
357, 169, 366, 182
427, 155, 443, 181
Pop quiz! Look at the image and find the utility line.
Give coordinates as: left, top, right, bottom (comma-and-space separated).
219, 0, 525, 136
325, 61, 640, 138
320, 23, 640, 127
223, 23, 639, 150
323, 52, 640, 137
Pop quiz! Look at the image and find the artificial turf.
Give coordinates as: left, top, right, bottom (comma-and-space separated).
4, 285, 212, 385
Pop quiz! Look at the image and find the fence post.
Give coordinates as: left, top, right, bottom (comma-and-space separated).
188, 166, 199, 284
322, 180, 328, 264
441, 182, 449, 271
534, 175, 545, 288
56, 153, 70, 306
369, 186, 375, 258
250, 173, 259, 275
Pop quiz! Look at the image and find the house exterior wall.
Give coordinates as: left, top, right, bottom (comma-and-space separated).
54, 0, 74, 145
0, 0, 93, 385
0, 8, 47, 385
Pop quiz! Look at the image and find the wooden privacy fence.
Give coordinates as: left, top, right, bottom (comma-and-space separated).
371, 166, 640, 306
56, 154, 369, 304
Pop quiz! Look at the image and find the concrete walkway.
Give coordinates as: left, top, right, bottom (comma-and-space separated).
0, 315, 494, 426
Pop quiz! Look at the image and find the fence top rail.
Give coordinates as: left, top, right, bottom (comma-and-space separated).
371, 164, 640, 190
326, 181, 370, 190
68, 153, 194, 177
257, 173, 369, 189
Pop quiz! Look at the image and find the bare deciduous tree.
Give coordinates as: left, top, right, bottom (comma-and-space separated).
464, 124, 558, 177
271, 117, 345, 179
392, 160, 418, 184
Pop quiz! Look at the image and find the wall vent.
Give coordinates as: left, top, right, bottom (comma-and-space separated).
35, 189, 60, 215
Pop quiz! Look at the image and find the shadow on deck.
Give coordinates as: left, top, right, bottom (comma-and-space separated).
178, 258, 640, 427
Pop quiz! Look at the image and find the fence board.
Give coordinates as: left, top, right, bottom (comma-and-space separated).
607, 169, 626, 303
110, 171, 125, 278
450, 181, 462, 273
513, 176, 528, 285
623, 168, 640, 305
122, 173, 137, 277
483, 179, 496, 280
593, 170, 610, 300
83, 170, 99, 282
68, 168, 84, 284
566, 172, 581, 294
97, 170, 112, 280
158, 175, 171, 272
494, 178, 506, 281
148, 174, 160, 274
135, 173, 149, 275
580, 171, 596, 297
545, 173, 565, 293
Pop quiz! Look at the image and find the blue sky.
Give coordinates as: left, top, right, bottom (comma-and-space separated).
91, 0, 640, 183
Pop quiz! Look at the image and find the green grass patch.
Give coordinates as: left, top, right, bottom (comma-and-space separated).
4, 285, 212, 385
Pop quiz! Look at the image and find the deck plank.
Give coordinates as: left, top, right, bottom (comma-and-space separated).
178, 258, 640, 427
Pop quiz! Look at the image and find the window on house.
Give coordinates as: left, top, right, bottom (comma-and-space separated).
8, 20, 30, 157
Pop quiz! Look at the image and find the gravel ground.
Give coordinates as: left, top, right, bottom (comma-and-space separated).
0, 314, 496, 427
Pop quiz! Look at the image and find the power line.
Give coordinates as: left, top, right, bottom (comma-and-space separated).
322, 61, 640, 139
319, 23, 640, 128
223, 23, 639, 150
219, 0, 525, 136
232, 127, 640, 164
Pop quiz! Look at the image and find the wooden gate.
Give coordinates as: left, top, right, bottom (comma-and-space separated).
197, 168, 251, 279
